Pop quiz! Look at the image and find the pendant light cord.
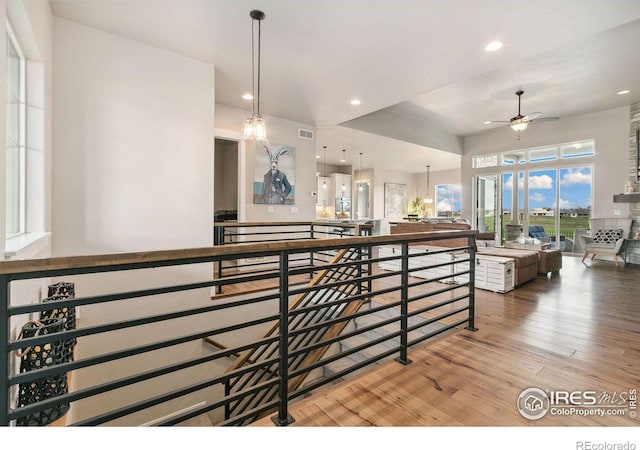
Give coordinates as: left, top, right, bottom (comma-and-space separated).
250, 16, 262, 117
257, 17, 261, 117
251, 18, 256, 116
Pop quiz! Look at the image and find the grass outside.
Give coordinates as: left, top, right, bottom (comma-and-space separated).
483, 214, 590, 239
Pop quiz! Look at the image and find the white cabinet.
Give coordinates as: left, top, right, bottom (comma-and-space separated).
330, 173, 351, 199
378, 245, 401, 271
316, 176, 329, 205
474, 254, 514, 293
377, 245, 514, 293
330, 173, 351, 219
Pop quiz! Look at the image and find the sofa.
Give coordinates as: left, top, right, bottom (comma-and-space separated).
476, 247, 539, 286
389, 221, 472, 248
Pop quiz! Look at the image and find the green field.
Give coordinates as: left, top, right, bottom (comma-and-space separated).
484, 214, 590, 240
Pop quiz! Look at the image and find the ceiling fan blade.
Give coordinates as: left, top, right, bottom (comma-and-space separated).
524, 112, 542, 120
486, 120, 510, 123
530, 117, 559, 122
484, 124, 511, 133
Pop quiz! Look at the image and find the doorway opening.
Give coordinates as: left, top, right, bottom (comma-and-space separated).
214, 138, 239, 222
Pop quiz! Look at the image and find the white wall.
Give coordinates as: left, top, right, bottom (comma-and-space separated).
462, 106, 630, 221
215, 104, 316, 222
53, 18, 214, 256
52, 18, 216, 424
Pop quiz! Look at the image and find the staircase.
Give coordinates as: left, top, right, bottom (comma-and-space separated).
221, 247, 369, 425
321, 299, 449, 383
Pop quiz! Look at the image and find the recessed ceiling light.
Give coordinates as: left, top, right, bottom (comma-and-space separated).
350, 99, 361, 105
242, 93, 253, 100
617, 90, 630, 95
485, 41, 503, 52
483, 121, 492, 125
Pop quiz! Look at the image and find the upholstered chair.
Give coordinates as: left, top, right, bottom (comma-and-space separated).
580, 218, 633, 266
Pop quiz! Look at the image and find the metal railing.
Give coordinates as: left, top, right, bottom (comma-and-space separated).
1, 230, 476, 426
213, 221, 373, 293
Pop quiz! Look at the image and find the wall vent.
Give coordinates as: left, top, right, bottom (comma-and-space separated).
298, 128, 314, 140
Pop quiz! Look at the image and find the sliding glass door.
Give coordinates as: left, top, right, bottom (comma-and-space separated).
474, 165, 592, 252
528, 168, 558, 246
476, 175, 497, 234
558, 166, 592, 252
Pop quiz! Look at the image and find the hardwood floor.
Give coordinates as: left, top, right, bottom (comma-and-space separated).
251, 255, 640, 426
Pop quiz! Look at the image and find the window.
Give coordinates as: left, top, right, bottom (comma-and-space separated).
5, 25, 26, 238
472, 154, 498, 169
529, 145, 558, 163
473, 140, 595, 170
501, 150, 526, 166
436, 184, 461, 218
561, 140, 595, 159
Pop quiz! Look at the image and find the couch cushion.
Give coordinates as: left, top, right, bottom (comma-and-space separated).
529, 226, 549, 238
592, 229, 623, 244
476, 247, 539, 267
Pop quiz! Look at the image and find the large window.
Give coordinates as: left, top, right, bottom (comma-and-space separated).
473, 140, 594, 253
472, 139, 595, 169
5, 25, 25, 238
436, 184, 461, 218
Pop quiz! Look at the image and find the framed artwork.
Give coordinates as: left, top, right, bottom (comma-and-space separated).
253, 143, 296, 204
384, 182, 407, 218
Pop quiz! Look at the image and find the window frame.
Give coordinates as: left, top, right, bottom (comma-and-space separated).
5, 22, 27, 239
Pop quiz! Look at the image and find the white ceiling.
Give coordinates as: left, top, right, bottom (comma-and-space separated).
50, 0, 640, 170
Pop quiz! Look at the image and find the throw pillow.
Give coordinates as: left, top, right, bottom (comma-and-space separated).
592, 229, 624, 244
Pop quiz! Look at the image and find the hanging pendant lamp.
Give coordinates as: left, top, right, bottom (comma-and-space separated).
322, 146, 327, 189
243, 10, 267, 142
341, 149, 347, 192
358, 152, 364, 192
424, 165, 433, 205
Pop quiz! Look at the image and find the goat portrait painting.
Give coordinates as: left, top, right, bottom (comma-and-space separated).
253, 144, 295, 204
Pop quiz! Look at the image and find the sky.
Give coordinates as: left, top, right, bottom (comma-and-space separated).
436, 183, 462, 213
502, 166, 592, 211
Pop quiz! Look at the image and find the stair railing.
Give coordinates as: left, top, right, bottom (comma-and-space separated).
0, 230, 475, 427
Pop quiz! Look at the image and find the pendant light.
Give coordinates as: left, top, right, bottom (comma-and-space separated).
358, 152, 364, 192
423, 165, 433, 205
322, 146, 327, 189
242, 10, 267, 142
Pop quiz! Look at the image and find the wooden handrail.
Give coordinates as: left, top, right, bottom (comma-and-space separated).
214, 221, 374, 229
0, 230, 477, 276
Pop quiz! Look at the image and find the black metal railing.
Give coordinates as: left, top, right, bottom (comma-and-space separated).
1, 229, 476, 427
213, 221, 373, 293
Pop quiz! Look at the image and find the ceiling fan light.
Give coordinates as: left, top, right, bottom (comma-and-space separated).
510, 119, 528, 132
485, 41, 503, 52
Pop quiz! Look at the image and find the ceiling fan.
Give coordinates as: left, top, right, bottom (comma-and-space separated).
487, 90, 559, 133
